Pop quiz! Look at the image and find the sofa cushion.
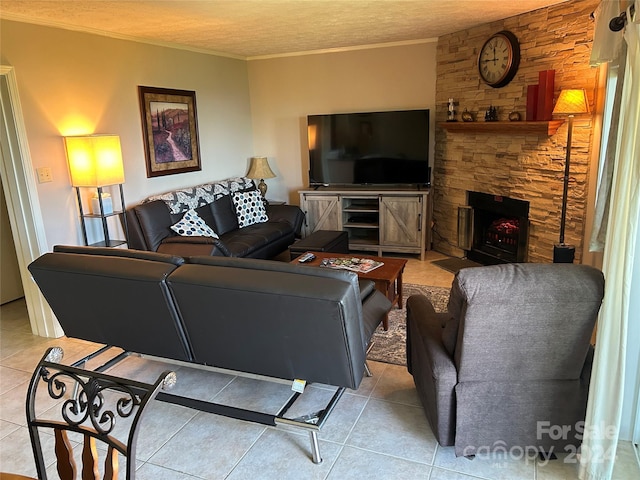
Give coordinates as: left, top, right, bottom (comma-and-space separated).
232, 190, 268, 228
132, 200, 175, 252
209, 194, 239, 235
158, 236, 231, 257
171, 209, 219, 238
220, 220, 292, 257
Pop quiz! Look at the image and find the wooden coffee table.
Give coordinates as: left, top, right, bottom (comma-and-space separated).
292, 252, 407, 330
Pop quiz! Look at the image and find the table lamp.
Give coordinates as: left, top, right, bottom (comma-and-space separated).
246, 156, 276, 198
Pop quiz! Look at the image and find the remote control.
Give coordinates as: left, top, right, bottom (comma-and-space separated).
298, 252, 316, 263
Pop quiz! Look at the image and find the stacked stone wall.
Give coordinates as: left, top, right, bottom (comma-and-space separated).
433, 0, 600, 263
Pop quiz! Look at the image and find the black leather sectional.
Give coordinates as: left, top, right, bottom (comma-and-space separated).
125, 182, 304, 259
28, 245, 392, 463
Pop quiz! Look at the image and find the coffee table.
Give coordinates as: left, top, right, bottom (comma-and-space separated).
292, 252, 407, 330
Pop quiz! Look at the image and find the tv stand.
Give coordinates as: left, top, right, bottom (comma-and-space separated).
299, 187, 432, 260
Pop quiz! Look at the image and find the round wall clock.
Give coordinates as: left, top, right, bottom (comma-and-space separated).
478, 30, 520, 88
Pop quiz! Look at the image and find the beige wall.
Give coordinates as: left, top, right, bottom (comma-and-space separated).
2, 20, 438, 247
1, 20, 254, 247
247, 42, 438, 205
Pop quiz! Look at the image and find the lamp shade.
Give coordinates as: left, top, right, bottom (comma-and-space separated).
246, 156, 276, 180
64, 135, 125, 187
552, 89, 590, 116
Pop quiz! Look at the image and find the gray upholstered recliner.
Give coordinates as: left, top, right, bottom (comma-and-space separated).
406, 263, 604, 457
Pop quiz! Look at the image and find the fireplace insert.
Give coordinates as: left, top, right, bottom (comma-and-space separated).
462, 191, 529, 264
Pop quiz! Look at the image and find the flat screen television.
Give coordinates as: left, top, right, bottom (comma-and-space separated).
307, 109, 430, 187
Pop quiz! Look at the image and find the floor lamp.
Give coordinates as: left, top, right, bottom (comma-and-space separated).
64, 134, 127, 247
551, 89, 590, 263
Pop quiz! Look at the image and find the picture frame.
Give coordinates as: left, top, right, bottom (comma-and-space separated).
138, 86, 201, 177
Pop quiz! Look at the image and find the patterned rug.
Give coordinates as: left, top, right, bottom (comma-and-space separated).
367, 284, 450, 366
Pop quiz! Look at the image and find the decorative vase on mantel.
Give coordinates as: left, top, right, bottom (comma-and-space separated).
462, 109, 474, 122
509, 111, 521, 121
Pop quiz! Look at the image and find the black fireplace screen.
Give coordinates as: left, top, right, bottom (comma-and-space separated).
466, 192, 529, 264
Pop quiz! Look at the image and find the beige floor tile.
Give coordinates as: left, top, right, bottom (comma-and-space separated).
352, 359, 387, 396
135, 401, 201, 462
403, 250, 456, 288
136, 461, 203, 479
370, 363, 421, 407
212, 375, 295, 412
0, 365, 31, 395
0, 425, 57, 477
169, 364, 236, 401
326, 445, 431, 479
346, 398, 436, 464
147, 411, 266, 479
612, 440, 640, 479
2, 257, 639, 480
433, 445, 536, 480
535, 452, 581, 480
226, 429, 341, 479
430, 466, 490, 479
0, 419, 20, 440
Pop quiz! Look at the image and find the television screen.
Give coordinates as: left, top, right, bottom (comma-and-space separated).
307, 109, 430, 187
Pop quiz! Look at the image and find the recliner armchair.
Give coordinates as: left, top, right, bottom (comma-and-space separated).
406, 263, 604, 457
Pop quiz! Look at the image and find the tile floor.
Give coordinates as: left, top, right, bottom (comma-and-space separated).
1, 251, 639, 479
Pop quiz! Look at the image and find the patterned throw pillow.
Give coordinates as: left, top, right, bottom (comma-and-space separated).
232, 190, 269, 228
170, 209, 219, 238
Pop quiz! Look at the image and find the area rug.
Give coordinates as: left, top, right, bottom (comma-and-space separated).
431, 257, 482, 275
367, 284, 450, 366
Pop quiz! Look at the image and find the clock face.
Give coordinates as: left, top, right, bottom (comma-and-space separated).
478, 31, 520, 88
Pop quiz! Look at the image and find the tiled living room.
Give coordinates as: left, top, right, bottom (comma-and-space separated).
1, 0, 639, 479
2, 252, 637, 480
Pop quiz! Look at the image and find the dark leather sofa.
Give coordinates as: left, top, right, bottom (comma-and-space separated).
29, 245, 392, 463
29, 245, 391, 389
124, 178, 304, 259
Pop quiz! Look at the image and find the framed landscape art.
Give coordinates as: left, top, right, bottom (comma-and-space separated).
138, 86, 201, 177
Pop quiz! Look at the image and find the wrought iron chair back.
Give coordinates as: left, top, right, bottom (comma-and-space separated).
26, 348, 176, 480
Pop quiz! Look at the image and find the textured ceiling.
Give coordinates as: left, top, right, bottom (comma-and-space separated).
1, 0, 569, 59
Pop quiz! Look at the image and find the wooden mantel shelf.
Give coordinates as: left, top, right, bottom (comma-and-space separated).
439, 120, 564, 135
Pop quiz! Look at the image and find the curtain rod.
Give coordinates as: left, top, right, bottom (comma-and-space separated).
609, 3, 635, 32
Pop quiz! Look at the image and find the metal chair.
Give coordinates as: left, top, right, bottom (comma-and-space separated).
25, 347, 176, 480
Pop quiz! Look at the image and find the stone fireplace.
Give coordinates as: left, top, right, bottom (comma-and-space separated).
431, 0, 599, 263
463, 191, 529, 264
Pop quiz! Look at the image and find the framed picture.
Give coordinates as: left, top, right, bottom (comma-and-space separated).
138, 86, 201, 177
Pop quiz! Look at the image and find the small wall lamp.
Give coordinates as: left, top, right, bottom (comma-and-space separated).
246, 156, 276, 198
551, 88, 590, 263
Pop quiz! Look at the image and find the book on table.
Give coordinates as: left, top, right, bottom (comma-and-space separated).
320, 257, 384, 274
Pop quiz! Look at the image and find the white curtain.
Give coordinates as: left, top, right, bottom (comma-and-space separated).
580, 3, 640, 480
